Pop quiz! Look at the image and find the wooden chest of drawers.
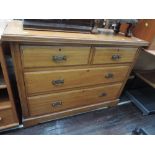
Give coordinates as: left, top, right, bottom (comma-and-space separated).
0, 21, 19, 131
2, 21, 148, 127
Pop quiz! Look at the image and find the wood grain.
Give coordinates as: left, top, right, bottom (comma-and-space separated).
93, 47, 137, 64
0, 99, 12, 110
2, 21, 149, 46
5, 21, 147, 127
133, 19, 155, 43
116, 48, 141, 98
24, 99, 118, 127
0, 43, 19, 130
0, 109, 17, 129
21, 46, 90, 68
24, 66, 129, 95
10, 43, 29, 117
28, 83, 122, 116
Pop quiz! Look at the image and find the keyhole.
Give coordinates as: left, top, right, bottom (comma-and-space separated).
59, 48, 61, 51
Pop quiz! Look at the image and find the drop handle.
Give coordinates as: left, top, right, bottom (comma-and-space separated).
52, 55, 67, 62
99, 92, 107, 97
105, 73, 114, 79
52, 79, 64, 86
111, 54, 121, 60
52, 101, 62, 108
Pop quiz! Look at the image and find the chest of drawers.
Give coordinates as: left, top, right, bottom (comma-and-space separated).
0, 21, 19, 131
2, 21, 148, 127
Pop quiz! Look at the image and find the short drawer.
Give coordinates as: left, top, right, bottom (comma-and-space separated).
93, 47, 137, 64
0, 109, 15, 128
28, 83, 122, 116
21, 46, 90, 68
24, 66, 129, 95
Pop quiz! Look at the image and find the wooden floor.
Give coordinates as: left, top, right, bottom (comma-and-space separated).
2, 103, 155, 135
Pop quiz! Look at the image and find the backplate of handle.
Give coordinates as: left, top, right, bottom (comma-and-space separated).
0, 117, 2, 121
52, 101, 63, 108
99, 92, 107, 97
52, 55, 67, 62
52, 79, 64, 86
111, 54, 121, 60
105, 73, 114, 79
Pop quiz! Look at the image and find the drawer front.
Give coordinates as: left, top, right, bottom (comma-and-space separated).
0, 109, 15, 128
21, 46, 90, 68
28, 83, 122, 116
24, 66, 129, 95
93, 47, 137, 64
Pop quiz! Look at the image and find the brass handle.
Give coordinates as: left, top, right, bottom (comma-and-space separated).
52, 101, 62, 108
111, 54, 121, 60
99, 92, 107, 97
105, 73, 114, 79
52, 79, 64, 86
0, 117, 2, 121
52, 55, 67, 62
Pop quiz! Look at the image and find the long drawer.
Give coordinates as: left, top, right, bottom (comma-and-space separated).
24, 66, 129, 95
28, 83, 122, 116
93, 47, 137, 64
0, 109, 15, 128
21, 46, 90, 68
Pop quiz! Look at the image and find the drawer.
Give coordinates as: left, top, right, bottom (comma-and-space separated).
93, 47, 137, 64
21, 46, 90, 68
0, 109, 16, 128
28, 83, 122, 116
24, 66, 129, 95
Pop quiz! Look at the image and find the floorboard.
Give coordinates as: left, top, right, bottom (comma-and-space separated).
3, 103, 155, 135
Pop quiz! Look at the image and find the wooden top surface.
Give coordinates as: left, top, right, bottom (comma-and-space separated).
2, 20, 149, 46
